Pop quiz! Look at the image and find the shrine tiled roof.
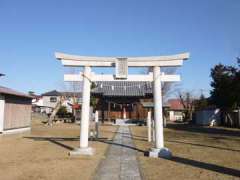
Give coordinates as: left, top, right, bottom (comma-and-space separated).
91, 81, 153, 97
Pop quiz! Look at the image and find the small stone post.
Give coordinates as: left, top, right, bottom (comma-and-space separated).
123, 107, 126, 120
147, 111, 152, 142
152, 119, 155, 142
95, 111, 99, 138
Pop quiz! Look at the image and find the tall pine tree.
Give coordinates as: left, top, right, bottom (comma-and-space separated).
210, 60, 240, 110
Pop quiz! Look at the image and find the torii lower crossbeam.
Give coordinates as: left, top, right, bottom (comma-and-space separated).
64, 72, 181, 82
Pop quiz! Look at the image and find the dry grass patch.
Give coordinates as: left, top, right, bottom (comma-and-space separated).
130, 123, 240, 180
0, 115, 117, 180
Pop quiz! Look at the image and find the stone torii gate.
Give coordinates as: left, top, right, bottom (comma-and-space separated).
56, 52, 189, 158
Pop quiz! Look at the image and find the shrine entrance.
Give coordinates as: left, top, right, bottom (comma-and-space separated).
97, 96, 149, 121
56, 52, 189, 158
92, 81, 153, 122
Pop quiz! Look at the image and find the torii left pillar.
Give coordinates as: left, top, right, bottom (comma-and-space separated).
69, 66, 95, 155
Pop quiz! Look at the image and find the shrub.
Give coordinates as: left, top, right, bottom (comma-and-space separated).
57, 106, 68, 118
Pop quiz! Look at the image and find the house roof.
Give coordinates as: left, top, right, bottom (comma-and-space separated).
41, 90, 82, 97
41, 90, 62, 96
168, 99, 184, 110
0, 86, 32, 99
92, 81, 153, 97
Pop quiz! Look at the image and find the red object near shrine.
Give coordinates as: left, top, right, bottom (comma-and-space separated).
72, 104, 81, 109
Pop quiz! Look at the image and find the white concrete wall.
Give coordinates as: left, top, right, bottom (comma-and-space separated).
169, 111, 175, 121
169, 110, 183, 121
32, 98, 43, 106
0, 95, 5, 132
42, 96, 60, 108
196, 109, 220, 126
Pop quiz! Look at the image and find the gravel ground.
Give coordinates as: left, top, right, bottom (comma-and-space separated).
130, 123, 240, 180
0, 115, 117, 180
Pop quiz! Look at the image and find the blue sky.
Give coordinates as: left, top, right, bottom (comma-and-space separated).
0, 0, 239, 96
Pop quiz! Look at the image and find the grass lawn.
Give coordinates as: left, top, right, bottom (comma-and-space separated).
0, 114, 117, 180
130, 123, 240, 180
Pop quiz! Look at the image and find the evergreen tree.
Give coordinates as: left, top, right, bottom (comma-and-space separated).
210, 60, 240, 110
195, 94, 208, 111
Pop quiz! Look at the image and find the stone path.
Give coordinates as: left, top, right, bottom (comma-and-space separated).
94, 126, 142, 180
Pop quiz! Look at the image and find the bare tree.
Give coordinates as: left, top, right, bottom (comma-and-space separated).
161, 67, 179, 100
178, 90, 196, 122
48, 96, 65, 126
143, 67, 179, 100
65, 67, 82, 121
65, 66, 82, 94
49, 67, 82, 125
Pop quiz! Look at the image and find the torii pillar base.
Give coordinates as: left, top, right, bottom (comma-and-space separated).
149, 147, 172, 159
69, 147, 95, 156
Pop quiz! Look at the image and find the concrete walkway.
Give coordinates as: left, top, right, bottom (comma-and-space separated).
94, 126, 142, 180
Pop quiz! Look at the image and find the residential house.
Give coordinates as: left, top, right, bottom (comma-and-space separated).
167, 99, 185, 121
33, 90, 82, 114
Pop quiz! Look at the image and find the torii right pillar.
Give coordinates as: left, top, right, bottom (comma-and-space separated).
149, 66, 172, 159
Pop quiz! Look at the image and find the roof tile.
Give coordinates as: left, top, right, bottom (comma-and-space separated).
92, 81, 153, 97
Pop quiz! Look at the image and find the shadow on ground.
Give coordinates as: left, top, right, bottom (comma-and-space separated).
96, 138, 146, 153
100, 133, 240, 178
24, 136, 108, 151
101, 130, 147, 139
25, 126, 240, 178
167, 123, 240, 137
170, 156, 240, 178
166, 140, 240, 153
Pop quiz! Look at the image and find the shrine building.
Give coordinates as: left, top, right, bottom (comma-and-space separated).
92, 81, 153, 122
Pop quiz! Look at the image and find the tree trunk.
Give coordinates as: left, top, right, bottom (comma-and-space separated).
48, 100, 62, 126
